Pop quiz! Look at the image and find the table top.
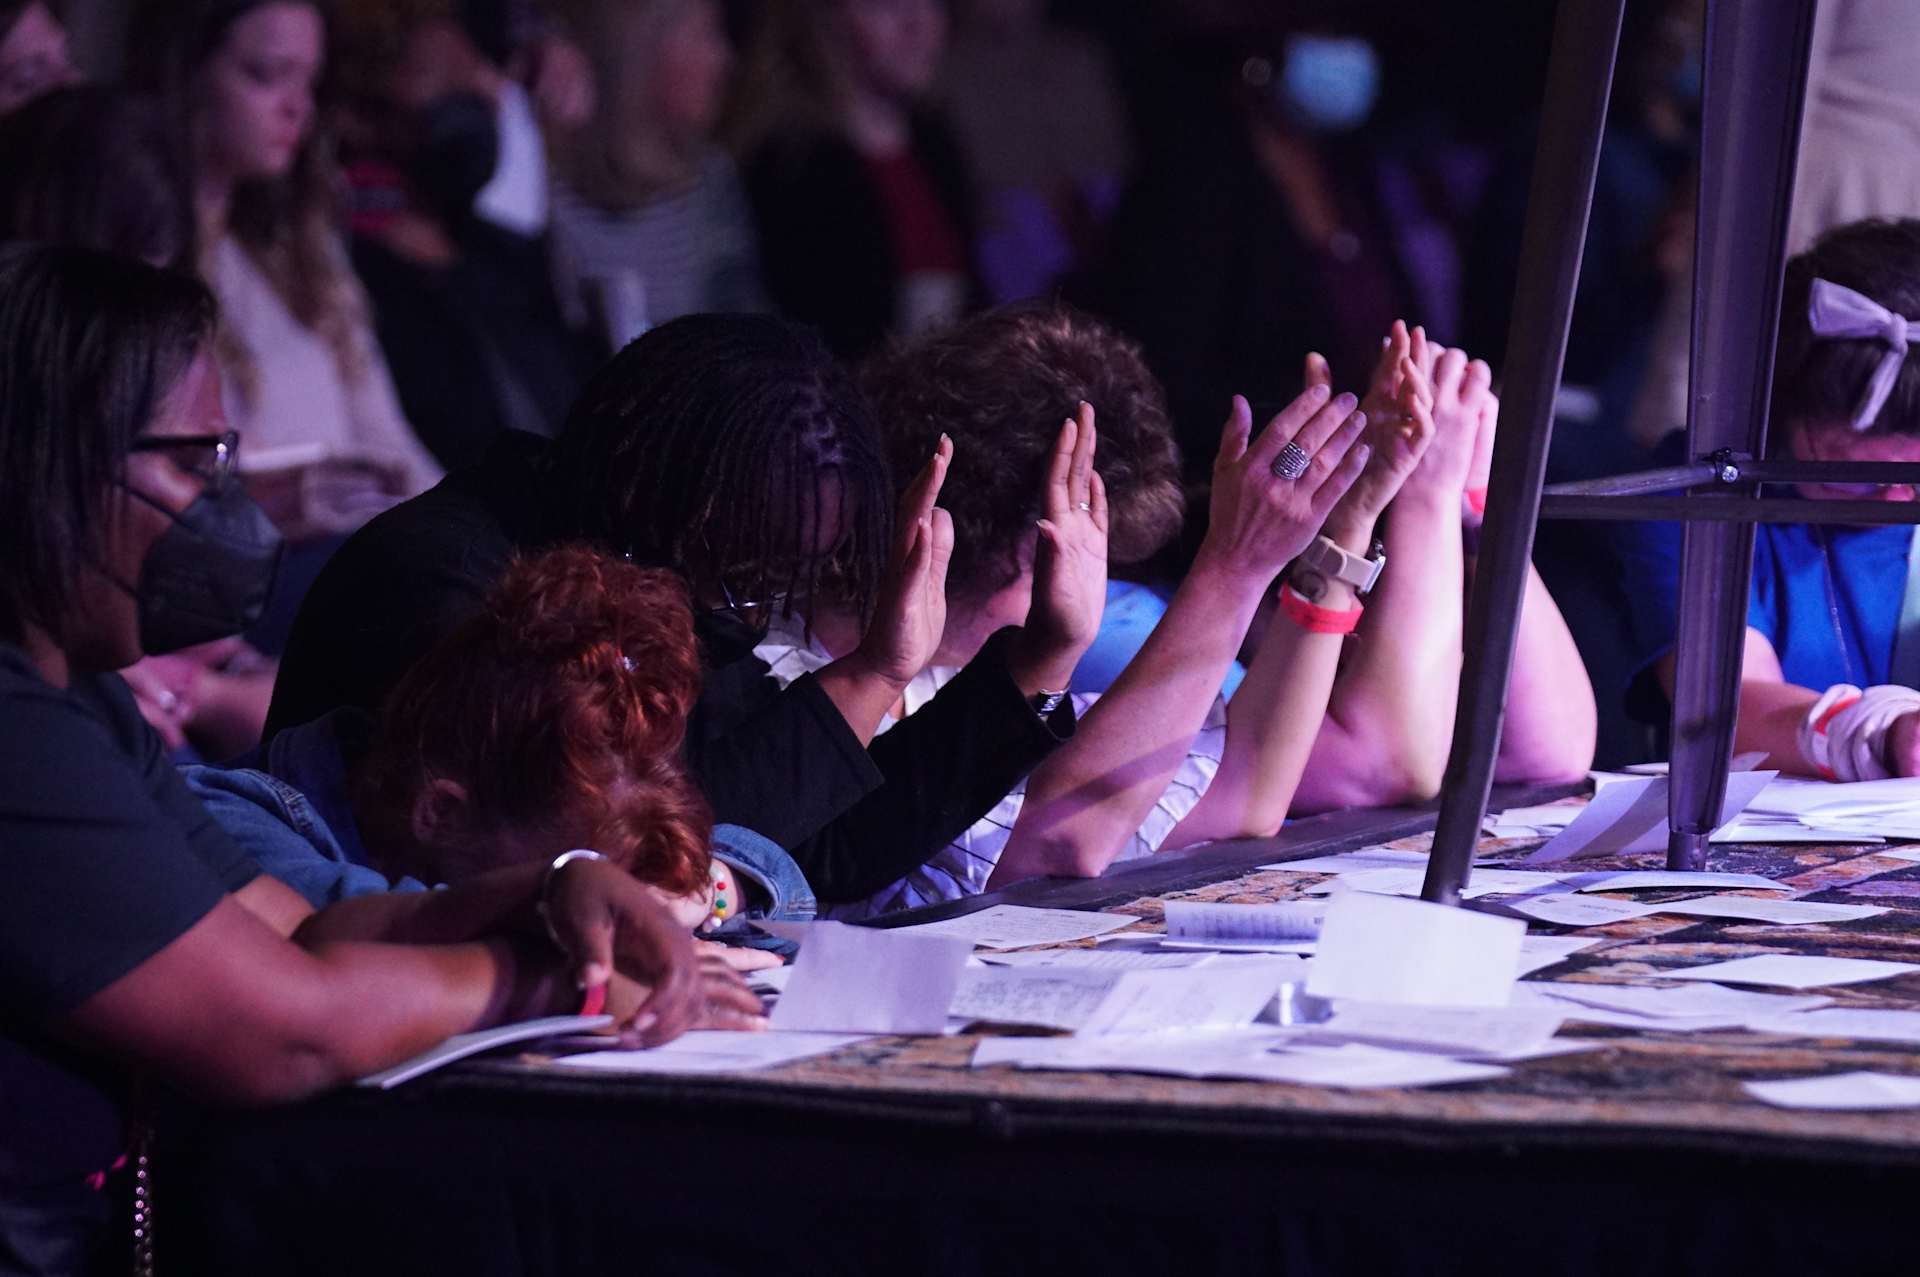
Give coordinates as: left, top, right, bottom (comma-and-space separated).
451, 793, 1920, 1167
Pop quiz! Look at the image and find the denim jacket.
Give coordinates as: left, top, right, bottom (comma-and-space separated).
185, 713, 818, 930
182, 713, 427, 908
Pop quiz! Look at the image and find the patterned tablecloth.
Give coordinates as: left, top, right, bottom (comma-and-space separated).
491, 823, 1920, 1159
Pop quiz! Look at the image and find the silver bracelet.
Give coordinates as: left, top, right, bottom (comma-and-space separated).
536, 848, 607, 952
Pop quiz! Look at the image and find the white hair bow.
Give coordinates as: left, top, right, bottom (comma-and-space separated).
1808, 277, 1916, 430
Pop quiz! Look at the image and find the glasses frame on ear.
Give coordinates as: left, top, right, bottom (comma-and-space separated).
128, 430, 240, 495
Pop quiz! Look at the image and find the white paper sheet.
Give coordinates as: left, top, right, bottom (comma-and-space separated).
765, 921, 971, 1033
357, 1014, 614, 1089
552, 1030, 872, 1075
1662, 954, 1920, 990
1505, 893, 1663, 927
973, 949, 1215, 970
1306, 891, 1525, 1007
1560, 870, 1790, 894
1652, 896, 1889, 925
1305, 1001, 1565, 1058
1081, 960, 1293, 1036
1743, 1071, 1920, 1110
1507, 984, 1747, 1032
948, 967, 1118, 1031
1305, 866, 1571, 900
1258, 848, 1432, 874
1529, 981, 1830, 1020
1514, 935, 1603, 977
950, 959, 1289, 1035
1745, 1007, 1920, 1044
1520, 772, 1775, 864
1163, 900, 1326, 943
1253, 1042, 1511, 1088
885, 904, 1137, 950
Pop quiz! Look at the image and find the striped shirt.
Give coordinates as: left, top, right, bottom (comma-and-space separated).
755, 613, 1227, 919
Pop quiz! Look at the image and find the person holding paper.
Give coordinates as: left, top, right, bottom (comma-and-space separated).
0, 245, 761, 1275
758, 303, 1384, 910
1622, 218, 1920, 780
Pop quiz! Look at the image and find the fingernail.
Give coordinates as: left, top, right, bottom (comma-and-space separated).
1348, 411, 1367, 429
1335, 392, 1358, 412
1355, 444, 1372, 463
1310, 383, 1331, 401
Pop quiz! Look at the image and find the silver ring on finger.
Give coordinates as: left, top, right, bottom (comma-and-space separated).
1270, 440, 1312, 482
1075, 501, 1092, 512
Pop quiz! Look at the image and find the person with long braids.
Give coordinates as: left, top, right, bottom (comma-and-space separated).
268, 313, 1101, 905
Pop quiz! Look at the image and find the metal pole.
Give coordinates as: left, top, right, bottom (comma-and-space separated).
1665, 0, 1817, 871
1422, 0, 1625, 906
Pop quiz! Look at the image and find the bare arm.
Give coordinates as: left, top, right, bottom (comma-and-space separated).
993, 389, 1371, 882
61, 894, 572, 1105
1293, 329, 1463, 810
1486, 559, 1597, 782
1655, 628, 1818, 774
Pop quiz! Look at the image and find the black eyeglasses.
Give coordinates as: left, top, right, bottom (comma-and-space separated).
130, 430, 240, 493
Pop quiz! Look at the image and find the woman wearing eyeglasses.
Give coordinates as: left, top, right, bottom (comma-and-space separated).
0, 242, 755, 1276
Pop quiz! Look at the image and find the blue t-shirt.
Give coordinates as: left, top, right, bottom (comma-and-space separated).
1616, 519, 1911, 718
1073, 580, 1249, 700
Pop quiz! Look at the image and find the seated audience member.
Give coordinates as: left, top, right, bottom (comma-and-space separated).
549, 0, 768, 349
0, 0, 77, 115
129, 0, 444, 542
0, 84, 284, 761
761, 304, 1401, 911
1290, 324, 1598, 809
189, 544, 813, 942
266, 314, 1095, 905
1621, 218, 1920, 780
333, 2, 601, 470
727, 0, 978, 358
0, 243, 754, 1275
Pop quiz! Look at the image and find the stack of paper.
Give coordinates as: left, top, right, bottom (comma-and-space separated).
554, 1031, 872, 1076
1160, 900, 1325, 951
883, 905, 1138, 950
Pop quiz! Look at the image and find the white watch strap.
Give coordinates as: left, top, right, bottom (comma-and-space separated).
1296, 534, 1385, 595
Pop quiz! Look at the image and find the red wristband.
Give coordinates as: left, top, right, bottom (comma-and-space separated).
1277, 583, 1364, 635
578, 982, 608, 1018
1464, 487, 1488, 518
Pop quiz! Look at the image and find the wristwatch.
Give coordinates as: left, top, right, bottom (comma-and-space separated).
1289, 534, 1386, 603
1027, 689, 1069, 718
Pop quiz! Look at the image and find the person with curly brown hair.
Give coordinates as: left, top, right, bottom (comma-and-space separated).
760, 303, 1408, 911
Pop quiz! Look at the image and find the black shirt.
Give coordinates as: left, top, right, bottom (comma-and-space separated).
266, 433, 1073, 903
0, 645, 260, 1274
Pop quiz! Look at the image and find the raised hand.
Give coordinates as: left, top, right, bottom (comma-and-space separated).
1402, 342, 1495, 501
1317, 342, 1436, 540
1193, 386, 1371, 584
1007, 402, 1109, 696
856, 435, 956, 688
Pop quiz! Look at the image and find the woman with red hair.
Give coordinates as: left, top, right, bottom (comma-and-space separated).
189, 543, 810, 961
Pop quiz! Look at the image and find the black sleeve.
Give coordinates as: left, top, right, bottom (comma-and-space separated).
792, 633, 1076, 904
264, 507, 509, 738
0, 678, 246, 1022
686, 666, 886, 850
